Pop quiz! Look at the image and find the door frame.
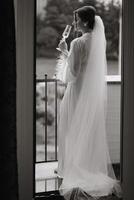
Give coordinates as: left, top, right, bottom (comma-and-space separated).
16, 0, 134, 199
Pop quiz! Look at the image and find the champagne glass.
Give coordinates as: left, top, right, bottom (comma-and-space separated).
56, 25, 72, 51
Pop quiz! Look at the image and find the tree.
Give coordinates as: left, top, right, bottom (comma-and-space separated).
36, 0, 121, 59
37, 27, 59, 48
37, 26, 59, 57
36, 14, 44, 34
43, 0, 71, 33
104, 0, 120, 59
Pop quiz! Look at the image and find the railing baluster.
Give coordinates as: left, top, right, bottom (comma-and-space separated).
45, 74, 48, 162
45, 179, 47, 192
55, 178, 57, 190
55, 77, 58, 161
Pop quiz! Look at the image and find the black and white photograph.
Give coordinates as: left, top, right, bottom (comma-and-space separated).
1, 0, 134, 200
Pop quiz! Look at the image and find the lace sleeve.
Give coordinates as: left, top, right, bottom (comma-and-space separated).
56, 38, 83, 83
65, 38, 83, 83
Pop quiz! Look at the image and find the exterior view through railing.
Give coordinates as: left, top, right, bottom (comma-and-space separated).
35, 74, 65, 194
36, 75, 59, 163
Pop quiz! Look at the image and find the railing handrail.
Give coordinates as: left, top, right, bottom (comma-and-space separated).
36, 75, 121, 83
106, 75, 121, 83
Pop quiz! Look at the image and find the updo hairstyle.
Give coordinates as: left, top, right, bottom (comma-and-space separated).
74, 6, 96, 30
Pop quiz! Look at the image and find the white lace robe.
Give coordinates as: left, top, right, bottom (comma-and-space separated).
57, 34, 90, 176
56, 32, 121, 199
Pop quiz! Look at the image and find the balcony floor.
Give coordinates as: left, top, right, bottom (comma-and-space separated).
35, 162, 121, 197
36, 161, 59, 193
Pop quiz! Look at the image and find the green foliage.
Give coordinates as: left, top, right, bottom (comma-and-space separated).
36, 0, 121, 60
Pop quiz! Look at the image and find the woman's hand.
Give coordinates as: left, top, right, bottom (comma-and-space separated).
58, 39, 68, 53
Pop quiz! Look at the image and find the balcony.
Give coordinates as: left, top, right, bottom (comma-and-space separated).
35, 75, 121, 194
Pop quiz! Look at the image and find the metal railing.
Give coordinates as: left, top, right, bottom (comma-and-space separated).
35, 75, 121, 164
36, 74, 58, 163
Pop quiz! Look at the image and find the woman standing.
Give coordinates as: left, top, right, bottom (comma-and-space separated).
56, 6, 121, 199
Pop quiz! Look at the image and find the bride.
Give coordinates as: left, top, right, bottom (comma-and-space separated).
56, 6, 121, 199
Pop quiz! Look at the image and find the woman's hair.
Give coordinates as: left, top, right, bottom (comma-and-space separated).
74, 6, 96, 30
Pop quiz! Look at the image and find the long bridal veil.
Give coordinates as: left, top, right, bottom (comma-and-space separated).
58, 16, 122, 199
